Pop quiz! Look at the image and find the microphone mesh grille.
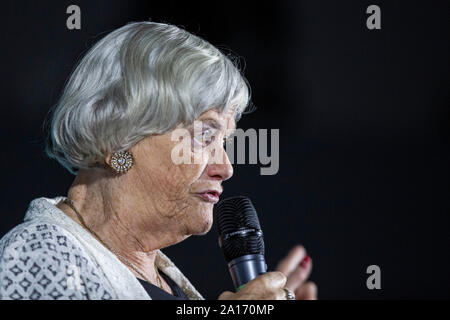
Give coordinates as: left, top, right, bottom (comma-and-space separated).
214, 196, 265, 263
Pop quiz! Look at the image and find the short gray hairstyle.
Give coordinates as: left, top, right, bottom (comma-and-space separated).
44, 21, 252, 175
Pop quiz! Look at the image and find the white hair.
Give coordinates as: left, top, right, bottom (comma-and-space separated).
44, 20, 252, 175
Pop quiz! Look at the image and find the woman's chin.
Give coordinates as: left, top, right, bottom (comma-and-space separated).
190, 209, 214, 235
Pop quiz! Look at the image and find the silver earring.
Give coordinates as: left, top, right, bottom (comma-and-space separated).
110, 150, 134, 173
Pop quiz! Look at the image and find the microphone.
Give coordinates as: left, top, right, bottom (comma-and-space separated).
214, 196, 267, 291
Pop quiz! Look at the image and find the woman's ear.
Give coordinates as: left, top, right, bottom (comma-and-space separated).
104, 154, 112, 167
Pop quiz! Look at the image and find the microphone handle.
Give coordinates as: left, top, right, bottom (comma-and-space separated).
228, 254, 267, 291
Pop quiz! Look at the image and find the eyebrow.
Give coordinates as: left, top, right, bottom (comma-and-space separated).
202, 118, 223, 130
200, 117, 237, 138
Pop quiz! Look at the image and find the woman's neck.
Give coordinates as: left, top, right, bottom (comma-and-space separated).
55, 168, 183, 290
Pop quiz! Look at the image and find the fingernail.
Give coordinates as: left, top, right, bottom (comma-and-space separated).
300, 255, 310, 268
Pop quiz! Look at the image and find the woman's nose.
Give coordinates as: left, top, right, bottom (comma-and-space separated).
207, 149, 233, 181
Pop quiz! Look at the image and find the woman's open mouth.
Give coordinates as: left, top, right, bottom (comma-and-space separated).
195, 190, 220, 203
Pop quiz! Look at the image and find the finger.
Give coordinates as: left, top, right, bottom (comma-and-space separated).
218, 291, 234, 300
286, 254, 313, 289
275, 245, 306, 276
276, 288, 290, 300
250, 271, 287, 292
295, 281, 318, 300
285, 262, 310, 291
265, 271, 287, 289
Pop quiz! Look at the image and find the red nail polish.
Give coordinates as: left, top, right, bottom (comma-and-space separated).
300, 255, 310, 267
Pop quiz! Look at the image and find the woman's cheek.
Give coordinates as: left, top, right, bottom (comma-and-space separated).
190, 145, 210, 166
177, 162, 207, 186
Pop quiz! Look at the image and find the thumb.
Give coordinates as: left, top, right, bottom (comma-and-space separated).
218, 290, 234, 300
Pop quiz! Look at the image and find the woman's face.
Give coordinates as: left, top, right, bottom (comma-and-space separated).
129, 108, 235, 238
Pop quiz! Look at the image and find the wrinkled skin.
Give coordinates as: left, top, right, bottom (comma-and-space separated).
57, 108, 235, 294
57, 108, 317, 299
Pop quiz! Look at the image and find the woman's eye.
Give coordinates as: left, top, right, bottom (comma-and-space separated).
194, 129, 215, 146
203, 131, 215, 144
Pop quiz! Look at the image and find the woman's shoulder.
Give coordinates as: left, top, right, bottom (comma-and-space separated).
0, 221, 113, 300
0, 220, 86, 259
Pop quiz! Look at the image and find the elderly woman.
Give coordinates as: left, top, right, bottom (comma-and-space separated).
0, 21, 316, 300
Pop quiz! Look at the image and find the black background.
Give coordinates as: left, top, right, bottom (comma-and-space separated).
0, 1, 449, 299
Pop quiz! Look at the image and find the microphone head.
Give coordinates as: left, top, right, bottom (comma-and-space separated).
214, 196, 265, 263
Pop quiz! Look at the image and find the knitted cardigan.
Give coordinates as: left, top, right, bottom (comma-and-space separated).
0, 196, 204, 300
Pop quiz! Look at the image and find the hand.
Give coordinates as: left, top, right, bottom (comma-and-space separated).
275, 245, 317, 300
218, 271, 288, 300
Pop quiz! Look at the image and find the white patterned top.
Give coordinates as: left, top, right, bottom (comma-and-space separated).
0, 196, 204, 300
